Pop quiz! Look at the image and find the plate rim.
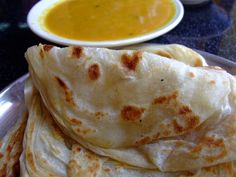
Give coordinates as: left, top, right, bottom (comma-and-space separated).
0, 74, 29, 98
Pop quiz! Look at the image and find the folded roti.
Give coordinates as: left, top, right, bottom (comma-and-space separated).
20, 80, 236, 177
25, 44, 236, 149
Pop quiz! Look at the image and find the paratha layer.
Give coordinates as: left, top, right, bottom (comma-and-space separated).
20, 82, 236, 177
20, 83, 70, 177
0, 112, 27, 177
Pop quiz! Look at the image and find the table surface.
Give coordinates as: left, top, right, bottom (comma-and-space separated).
0, 0, 236, 90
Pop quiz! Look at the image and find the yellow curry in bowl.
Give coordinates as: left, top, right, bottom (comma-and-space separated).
41, 0, 176, 42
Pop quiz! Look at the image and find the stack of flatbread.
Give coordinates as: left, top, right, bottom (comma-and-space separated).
1, 44, 236, 177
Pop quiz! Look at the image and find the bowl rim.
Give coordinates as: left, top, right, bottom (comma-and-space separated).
27, 0, 184, 47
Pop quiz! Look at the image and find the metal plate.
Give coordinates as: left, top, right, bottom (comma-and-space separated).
0, 51, 235, 139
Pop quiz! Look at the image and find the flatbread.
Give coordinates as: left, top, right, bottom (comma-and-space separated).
25, 44, 236, 149
20, 81, 236, 177
0, 112, 27, 177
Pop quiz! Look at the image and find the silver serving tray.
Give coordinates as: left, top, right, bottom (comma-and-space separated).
0, 51, 235, 139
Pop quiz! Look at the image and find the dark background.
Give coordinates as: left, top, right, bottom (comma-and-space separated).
0, 0, 236, 90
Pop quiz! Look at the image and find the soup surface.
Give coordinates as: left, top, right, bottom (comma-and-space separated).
42, 0, 176, 41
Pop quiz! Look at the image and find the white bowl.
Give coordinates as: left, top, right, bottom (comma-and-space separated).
27, 0, 184, 47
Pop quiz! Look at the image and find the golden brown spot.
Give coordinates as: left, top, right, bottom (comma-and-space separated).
160, 123, 167, 129
68, 160, 80, 172
77, 151, 101, 175
175, 141, 185, 148
70, 118, 82, 125
121, 51, 142, 71
179, 116, 199, 133
193, 137, 224, 152
72, 46, 83, 58
39, 49, 44, 59
192, 136, 227, 163
121, 106, 145, 121
67, 160, 84, 176
152, 132, 160, 139
51, 119, 65, 140
82, 129, 91, 135
204, 163, 229, 174
0, 164, 6, 177
12, 162, 20, 177
28, 120, 35, 137
179, 105, 192, 115
55, 76, 75, 105
155, 50, 173, 59
184, 171, 195, 176
135, 136, 151, 145
95, 112, 105, 117
76, 147, 81, 152
205, 149, 227, 163
220, 162, 234, 174
162, 130, 171, 136
153, 96, 167, 104
153, 91, 178, 105
0, 153, 3, 159
49, 173, 57, 177
187, 116, 200, 130
203, 167, 216, 174
104, 168, 111, 173
191, 145, 202, 154
203, 166, 213, 172
82, 129, 96, 135
209, 80, 216, 85
26, 152, 36, 171
203, 137, 225, 148
95, 112, 108, 119
55, 76, 67, 89
88, 162, 100, 175
152, 92, 201, 140
76, 128, 96, 135
115, 166, 122, 171
85, 153, 93, 160
43, 44, 54, 51
188, 72, 195, 78
172, 116, 200, 134
173, 120, 184, 133
88, 64, 100, 81
194, 58, 202, 67
13, 151, 22, 160
7, 145, 12, 153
